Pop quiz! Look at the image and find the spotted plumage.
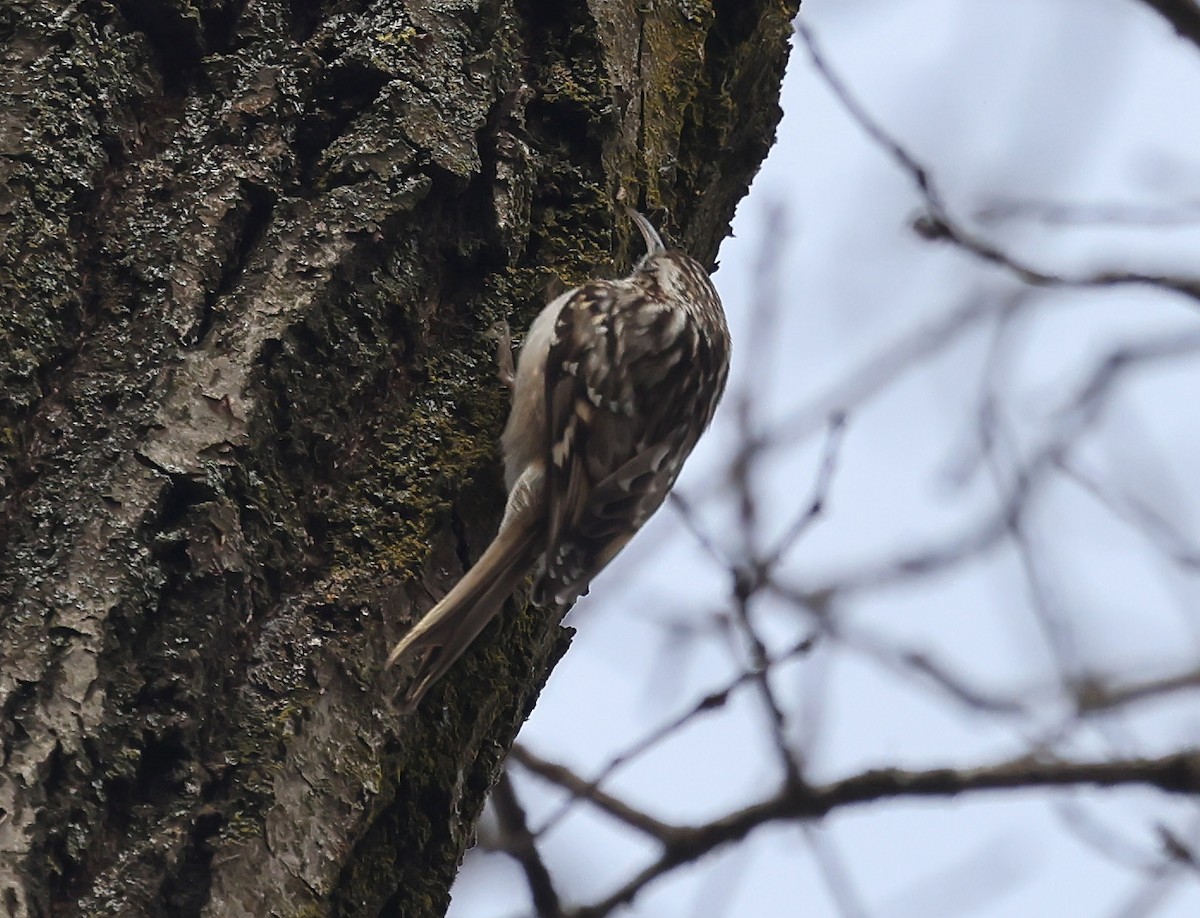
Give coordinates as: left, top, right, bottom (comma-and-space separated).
386, 209, 731, 709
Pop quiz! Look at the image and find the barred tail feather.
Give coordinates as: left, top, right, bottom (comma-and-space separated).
387, 519, 539, 711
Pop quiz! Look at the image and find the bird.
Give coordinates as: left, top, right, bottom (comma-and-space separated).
386, 208, 731, 709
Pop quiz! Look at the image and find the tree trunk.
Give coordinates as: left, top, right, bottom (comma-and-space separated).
0, 1, 798, 914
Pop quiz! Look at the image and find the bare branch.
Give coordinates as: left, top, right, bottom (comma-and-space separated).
1135, 0, 1200, 51
793, 19, 945, 212
566, 750, 1200, 917
975, 197, 1200, 228
511, 745, 681, 843
804, 824, 873, 918
795, 18, 1200, 305
1076, 668, 1200, 714
1059, 459, 1200, 571
731, 595, 804, 786
492, 773, 565, 918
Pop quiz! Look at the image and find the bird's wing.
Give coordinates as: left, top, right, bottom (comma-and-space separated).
536, 278, 723, 606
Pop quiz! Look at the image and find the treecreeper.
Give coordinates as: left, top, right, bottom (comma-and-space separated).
387, 209, 731, 709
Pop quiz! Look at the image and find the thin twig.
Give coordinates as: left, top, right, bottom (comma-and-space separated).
763, 413, 847, 571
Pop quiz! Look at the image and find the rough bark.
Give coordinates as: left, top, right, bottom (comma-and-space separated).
0, 0, 799, 915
